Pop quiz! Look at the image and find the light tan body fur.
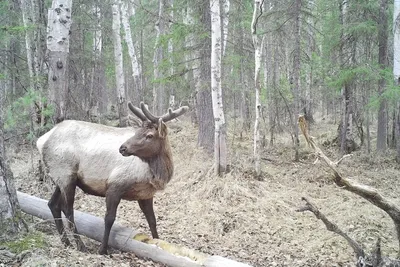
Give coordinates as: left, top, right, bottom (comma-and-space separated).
37, 120, 166, 200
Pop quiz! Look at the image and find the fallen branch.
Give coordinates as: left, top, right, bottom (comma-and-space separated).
296, 197, 365, 259
298, 115, 400, 256
17, 191, 252, 267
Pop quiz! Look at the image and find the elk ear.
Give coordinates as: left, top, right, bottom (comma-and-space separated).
158, 119, 168, 138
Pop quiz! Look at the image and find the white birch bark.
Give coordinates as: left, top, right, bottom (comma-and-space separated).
394, 0, 400, 82
251, 0, 264, 176
93, 5, 102, 54
211, 0, 227, 175
221, 0, 230, 57
21, 0, 34, 89
153, 0, 165, 115
47, 0, 73, 123
112, 1, 128, 126
21, 0, 38, 132
120, 0, 142, 105
184, 5, 195, 81
168, 0, 175, 109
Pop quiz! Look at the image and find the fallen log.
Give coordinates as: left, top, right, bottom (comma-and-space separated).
17, 191, 252, 267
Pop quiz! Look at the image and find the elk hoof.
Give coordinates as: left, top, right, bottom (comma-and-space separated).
98, 246, 108, 255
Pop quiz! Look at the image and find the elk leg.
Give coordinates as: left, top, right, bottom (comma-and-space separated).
99, 193, 121, 255
48, 186, 71, 247
62, 182, 87, 252
138, 198, 159, 239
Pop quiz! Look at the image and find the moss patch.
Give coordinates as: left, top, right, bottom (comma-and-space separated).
4, 232, 46, 254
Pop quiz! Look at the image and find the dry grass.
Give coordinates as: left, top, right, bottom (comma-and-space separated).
6, 115, 400, 266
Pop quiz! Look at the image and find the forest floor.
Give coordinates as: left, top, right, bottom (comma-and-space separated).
3, 114, 400, 267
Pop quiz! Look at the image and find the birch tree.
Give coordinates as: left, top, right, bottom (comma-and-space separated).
168, 0, 175, 109
251, 0, 264, 176
21, 0, 39, 131
153, 0, 166, 115
211, 0, 227, 175
120, 0, 142, 106
394, 0, 400, 161
221, 0, 230, 57
112, 1, 128, 127
46, 0, 73, 123
21, 0, 34, 90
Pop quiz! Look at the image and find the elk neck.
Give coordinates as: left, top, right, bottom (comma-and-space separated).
145, 136, 174, 183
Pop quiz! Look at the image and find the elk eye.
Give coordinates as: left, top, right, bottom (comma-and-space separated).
146, 134, 153, 140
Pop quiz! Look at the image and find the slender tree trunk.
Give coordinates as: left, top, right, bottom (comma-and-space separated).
395, 0, 400, 161
238, 0, 250, 132
195, 0, 214, 152
88, 2, 102, 122
120, 0, 142, 106
112, 1, 127, 126
33, 0, 47, 127
46, 0, 73, 123
292, 0, 301, 161
220, 0, 230, 58
304, 0, 315, 123
153, 0, 166, 115
376, 0, 389, 152
211, 0, 227, 175
0, 81, 24, 241
252, 0, 264, 176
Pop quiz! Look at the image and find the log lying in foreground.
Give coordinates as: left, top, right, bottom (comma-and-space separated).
17, 191, 251, 267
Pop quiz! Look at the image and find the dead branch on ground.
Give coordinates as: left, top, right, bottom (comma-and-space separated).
297, 197, 365, 259
298, 115, 400, 264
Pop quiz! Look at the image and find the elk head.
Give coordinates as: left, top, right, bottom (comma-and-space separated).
119, 102, 188, 159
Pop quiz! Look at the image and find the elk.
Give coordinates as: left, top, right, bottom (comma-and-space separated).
36, 102, 188, 254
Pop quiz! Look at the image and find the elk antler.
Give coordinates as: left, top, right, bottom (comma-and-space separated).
128, 102, 148, 122
160, 106, 189, 122
140, 102, 189, 123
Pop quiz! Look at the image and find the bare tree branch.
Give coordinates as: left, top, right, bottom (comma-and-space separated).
296, 197, 365, 259
298, 115, 400, 255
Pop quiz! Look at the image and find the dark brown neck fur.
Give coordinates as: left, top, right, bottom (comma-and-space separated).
144, 136, 173, 183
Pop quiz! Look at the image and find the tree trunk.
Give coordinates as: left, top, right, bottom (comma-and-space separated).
120, 0, 142, 106
112, 0, 128, 127
376, 0, 389, 153
47, 0, 73, 123
251, 0, 264, 176
220, 0, 230, 58
88, 2, 103, 121
394, 0, 400, 161
237, 0, 250, 133
304, 0, 315, 124
153, 0, 166, 115
0, 82, 24, 241
167, 0, 175, 109
292, 0, 301, 161
211, 0, 227, 175
195, 0, 214, 152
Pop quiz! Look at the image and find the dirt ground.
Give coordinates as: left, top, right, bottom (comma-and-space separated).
3, 115, 400, 267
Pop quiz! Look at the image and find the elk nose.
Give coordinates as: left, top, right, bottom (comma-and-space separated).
119, 145, 127, 155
